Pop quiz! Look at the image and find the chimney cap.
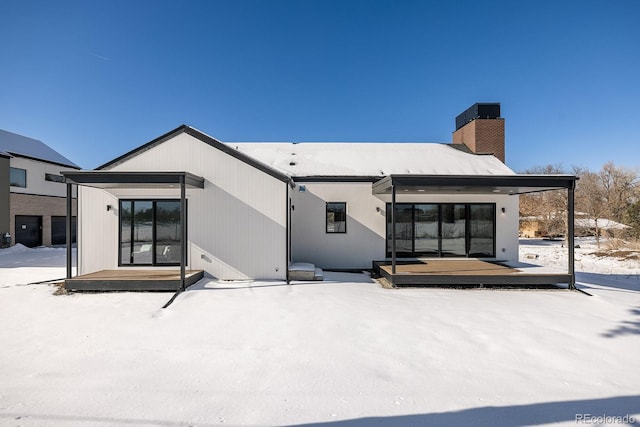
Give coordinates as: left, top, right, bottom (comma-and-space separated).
455, 103, 501, 130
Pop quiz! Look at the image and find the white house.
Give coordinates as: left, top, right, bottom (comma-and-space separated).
62, 104, 578, 291
0, 129, 80, 247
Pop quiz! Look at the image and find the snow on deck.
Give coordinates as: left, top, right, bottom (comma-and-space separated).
228, 142, 515, 177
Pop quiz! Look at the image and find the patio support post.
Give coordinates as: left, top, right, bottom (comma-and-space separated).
286, 183, 290, 285
180, 175, 186, 291
66, 182, 73, 279
391, 183, 397, 274
568, 184, 576, 290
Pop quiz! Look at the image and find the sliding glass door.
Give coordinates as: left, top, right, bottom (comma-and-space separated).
386, 204, 414, 256
414, 204, 439, 255
441, 204, 466, 257
154, 201, 181, 264
119, 200, 183, 266
469, 204, 495, 257
386, 203, 495, 258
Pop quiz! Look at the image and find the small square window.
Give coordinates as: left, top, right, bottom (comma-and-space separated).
326, 202, 346, 233
10, 167, 26, 188
45, 173, 65, 183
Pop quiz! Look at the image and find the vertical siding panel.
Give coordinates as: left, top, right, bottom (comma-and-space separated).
103, 133, 287, 280
77, 186, 118, 275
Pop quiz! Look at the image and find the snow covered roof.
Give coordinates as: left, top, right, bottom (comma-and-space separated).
98, 125, 513, 180
0, 129, 79, 168
521, 215, 630, 230
228, 142, 514, 177
575, 218, 630, 230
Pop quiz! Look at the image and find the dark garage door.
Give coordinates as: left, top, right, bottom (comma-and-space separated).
15, 215, 42, 247
51, 216, 77, 245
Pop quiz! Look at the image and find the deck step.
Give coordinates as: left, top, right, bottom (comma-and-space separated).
289, 262, 323, 281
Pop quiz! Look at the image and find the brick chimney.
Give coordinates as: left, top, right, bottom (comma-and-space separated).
452, 103, 505, 163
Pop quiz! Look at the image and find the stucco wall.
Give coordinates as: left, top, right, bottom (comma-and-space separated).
291, 182, 520, 269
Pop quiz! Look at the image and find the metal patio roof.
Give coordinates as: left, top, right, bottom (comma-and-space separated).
372, 174, 577, 195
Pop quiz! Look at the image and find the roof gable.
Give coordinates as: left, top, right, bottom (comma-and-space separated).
0, 129, 79, 168
97, 125, 291, 183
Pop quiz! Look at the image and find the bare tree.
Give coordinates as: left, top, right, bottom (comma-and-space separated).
598, 162, 639, 223
520, 164, 568, 239
575, 170, 607, 247
574, 163, 639, 247
625, 201, 640, 239
521, 162, 639, 248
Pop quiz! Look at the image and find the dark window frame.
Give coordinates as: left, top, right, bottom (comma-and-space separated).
45, 173, 65, 183
326, 202, 347, 234
385, 202, 496, 258
118, 199, 187, 267
10, 167, 27, 188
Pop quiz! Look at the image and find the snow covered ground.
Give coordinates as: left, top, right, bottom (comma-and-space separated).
0, 241, 638, 426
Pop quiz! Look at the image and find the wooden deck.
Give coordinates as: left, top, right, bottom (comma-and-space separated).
373, 259, 571, 287
64, 269, 205, 291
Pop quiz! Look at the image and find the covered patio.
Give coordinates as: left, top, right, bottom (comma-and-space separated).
61, 171, 205, 291
372, 174, 578, 288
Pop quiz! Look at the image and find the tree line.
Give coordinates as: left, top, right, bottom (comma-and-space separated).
520, 162, 640, 246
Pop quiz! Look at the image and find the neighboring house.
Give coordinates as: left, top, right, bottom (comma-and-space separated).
575, 217, 630, 236
520, 213, 565, 238
0, 129, 80, 247
520, 212, 630, 238
62, 104, 578, 290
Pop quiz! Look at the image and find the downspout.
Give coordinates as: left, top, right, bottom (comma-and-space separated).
66, 182, 73, 279
568, 182, 576, 290
180, 175, 186, 291
391, 183, 397, 274
286, 181, 290, 285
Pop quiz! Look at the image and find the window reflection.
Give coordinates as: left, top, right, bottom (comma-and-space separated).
326, 202, 347, 233
387, 203, 494, 258
119, 200, 184, 266
155, 201, 181, 264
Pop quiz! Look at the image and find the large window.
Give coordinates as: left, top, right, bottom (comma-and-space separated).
326, 202, 347, 233
10, 167, 26, 187
119, 200, 184, 266
386, 203, 495, 258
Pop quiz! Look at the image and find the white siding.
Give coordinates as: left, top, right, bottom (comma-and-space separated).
10, 157, 77, 197
292, 182, 519, 269
80, 133, 288, 280
77, 186, 119, 274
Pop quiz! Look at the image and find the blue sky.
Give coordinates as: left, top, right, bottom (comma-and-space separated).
1, 0, 639, 171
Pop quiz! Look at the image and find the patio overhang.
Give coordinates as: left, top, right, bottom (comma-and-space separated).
61, 170, 205, 292
374, 174, 579, 289
372, 174, 577, 195
61, 171, 205, 189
